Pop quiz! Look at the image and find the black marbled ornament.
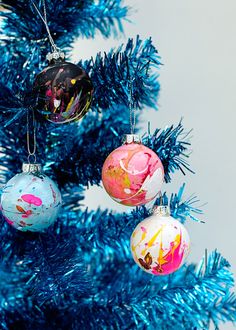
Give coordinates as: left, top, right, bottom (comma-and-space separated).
33, 58, 93, 124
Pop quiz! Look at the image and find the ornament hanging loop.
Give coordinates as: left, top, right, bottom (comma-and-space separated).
26, 108, 37, 164
159, 191, 163, 206
31, 0, 63, 59
128, 78, 136, 135
27, 154, 37, 164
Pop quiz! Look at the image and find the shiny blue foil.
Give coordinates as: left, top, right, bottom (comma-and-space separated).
0, 1, 235, 329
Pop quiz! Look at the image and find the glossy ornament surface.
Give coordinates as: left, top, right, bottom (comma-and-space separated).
0, 164, 62, 232
130, 206, 190, 275
102, 136, 164, 206
33, 57, 93, 124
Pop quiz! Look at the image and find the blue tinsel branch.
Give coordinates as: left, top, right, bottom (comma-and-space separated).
1, 250, 233, 330
1, 0, 128, 44
83, 36, 161, 110
143, 120, 194, 182
73, 251, 236, 330
0, 215, 92, 306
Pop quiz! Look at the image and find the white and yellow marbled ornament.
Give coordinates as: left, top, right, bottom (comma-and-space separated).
130, 206, 190, 275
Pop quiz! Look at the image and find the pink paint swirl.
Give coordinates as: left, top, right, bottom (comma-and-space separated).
21, 194, 42, 206
151, 233, 185, 275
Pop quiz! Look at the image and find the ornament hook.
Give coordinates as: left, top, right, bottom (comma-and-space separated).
128, 78, 136, 135
26, 108, 37, 164
31, 0, 63, 61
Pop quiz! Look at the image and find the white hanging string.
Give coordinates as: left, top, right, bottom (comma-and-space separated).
159, 191, 163, 206
26, 108, 37, 164
128, 79, 136, 135
30, 0, 59, 53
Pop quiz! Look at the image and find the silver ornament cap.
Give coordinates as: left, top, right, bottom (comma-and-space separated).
122, 134, 141, 144
152, 205, 170, 217
22, 163, 42, 173
46, 50, 65, 63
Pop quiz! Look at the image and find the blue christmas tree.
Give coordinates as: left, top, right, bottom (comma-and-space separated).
0, 1, 235, 329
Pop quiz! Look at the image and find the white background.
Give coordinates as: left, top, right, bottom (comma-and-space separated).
73, 1, 236, 329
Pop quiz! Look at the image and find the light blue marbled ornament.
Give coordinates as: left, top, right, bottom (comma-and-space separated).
1, 165, 62, 232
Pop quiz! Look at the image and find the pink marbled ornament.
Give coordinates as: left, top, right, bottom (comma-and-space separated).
102, 142, 164, 206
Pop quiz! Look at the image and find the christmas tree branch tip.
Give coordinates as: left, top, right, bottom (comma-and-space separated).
82, 36, 161, 111
1, 0, 128, 40
143, 120, 194, 183
155, 183, 204, 224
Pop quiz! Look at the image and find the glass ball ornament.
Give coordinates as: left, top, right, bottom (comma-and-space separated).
0, 163, 62, 232
102, 134, 164, 206
130, 206, 190, 275
33, 51, 93, 124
